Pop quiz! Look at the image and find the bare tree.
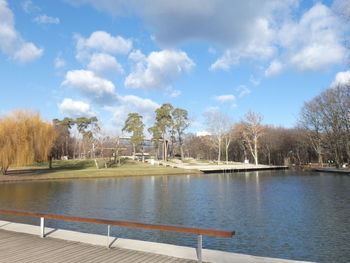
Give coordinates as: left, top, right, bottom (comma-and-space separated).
299, 100, 325, 165
222, 118, 233, 163
204, 110, 231, 163
238, 111, 264, 165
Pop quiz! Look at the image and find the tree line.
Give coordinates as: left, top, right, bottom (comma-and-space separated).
0, 84, 349, 174
186, 84, 350, 167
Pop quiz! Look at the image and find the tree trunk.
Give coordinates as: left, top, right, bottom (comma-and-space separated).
49, 155, 53, 169
254, 135, 258, 165
318, 151, 323, 167
132, 143, 136, 159
180, 145, 184, 161
217, 137, 221, 164
1, 166, 8, 176
65, 135, 69, 156
94, 159, 99, 169
225, 145, 229, 163
163, 132, 167, 161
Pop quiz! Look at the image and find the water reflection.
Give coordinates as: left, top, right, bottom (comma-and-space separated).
0, 171, 348, 263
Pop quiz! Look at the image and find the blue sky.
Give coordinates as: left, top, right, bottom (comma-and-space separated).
0, 0, 349, 134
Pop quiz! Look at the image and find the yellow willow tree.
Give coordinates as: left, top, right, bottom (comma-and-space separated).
0, 110, 56, 175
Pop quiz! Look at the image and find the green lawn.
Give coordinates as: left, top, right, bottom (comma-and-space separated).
2, 159, 201, 183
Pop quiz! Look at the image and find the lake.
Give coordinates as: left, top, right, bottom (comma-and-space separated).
0, 170, 349, 263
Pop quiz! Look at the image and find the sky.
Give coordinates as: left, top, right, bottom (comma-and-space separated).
0, 0, 349, 135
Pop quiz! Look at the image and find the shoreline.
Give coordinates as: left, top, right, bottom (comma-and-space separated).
0, 167, 202, 183
4, 162, 341, 184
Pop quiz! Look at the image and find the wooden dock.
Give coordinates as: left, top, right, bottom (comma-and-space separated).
0, 229, 195, 263
189, 165, 288, 173
158, 162, 288, 173
314, 168, 350, 175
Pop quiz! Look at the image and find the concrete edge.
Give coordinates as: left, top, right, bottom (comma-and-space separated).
0, 220, 313, 263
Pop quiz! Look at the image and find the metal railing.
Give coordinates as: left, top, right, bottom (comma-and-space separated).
0, 208, 235, 262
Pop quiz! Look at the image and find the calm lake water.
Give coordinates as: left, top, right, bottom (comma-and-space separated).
0, 170, 349, 263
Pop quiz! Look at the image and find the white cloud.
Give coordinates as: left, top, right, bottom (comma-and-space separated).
236, 85, 251, 98
213, 94, 237, 108
169, 89, 181, 98
210, 3, 348, 73
265, 60, 283, 77
279, 3, 347, 72
128, 49, 146, 62
330, 70, 350, 88
67, 1, 347, 74
76, 31, 132, 62
125, 49, 195, 90
205, 106, 220, 112
209, 51, 239, 71
21, 0, 40, 14
87, 53, 124, 75
333, 0, 350, 17
13, 42, 43, 63
210, 17, 276, 71
62, 70, 117, 105
214, 94, 236, 103
55, 54, 66, 68
67, 0, 278, 47
196, 131, 211, 137
0, 0, 43, 63
58, 98, 94, 117
34, 14, 60, 24
249, 75, 260, 86
110, 95, 160, 129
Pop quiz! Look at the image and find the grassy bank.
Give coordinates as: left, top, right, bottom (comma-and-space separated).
0, 159, 201, 183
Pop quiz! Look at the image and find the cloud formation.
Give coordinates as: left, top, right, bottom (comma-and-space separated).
330, 70, 350, 88
125, 49, 194, 90
278, 3, 347, 72
109, 95, 160, 130
168, 89, 181, 98
214, 94, 236, 103
210, 17, 275, 71
55, 54, 66, 68
66, 0, 274, 47
67, 1, 348, 75
21, 0, 40, 14
265, 60, 283, 77
34, 14, 60, 24
236, 85, 251, 98
62, 70, 117, 105
213, 3, 348, 73
87, 52, 124, 75
58, 98, 94, 117
0, 0, 43, 63
76, 31, 132, 62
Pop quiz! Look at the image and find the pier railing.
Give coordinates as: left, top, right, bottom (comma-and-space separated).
0, 208, 234, 263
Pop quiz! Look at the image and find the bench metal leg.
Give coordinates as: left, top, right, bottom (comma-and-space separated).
40, 217, 45, 238
197, 234, 202, 262
107, 225, 111, 248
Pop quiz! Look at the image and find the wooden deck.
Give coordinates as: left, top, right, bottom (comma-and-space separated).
159, 162, 288, 173
0, 229, 196, 263
314, 168, 350, 175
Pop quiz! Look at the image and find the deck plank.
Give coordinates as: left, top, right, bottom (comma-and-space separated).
0, 230, 197, 263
